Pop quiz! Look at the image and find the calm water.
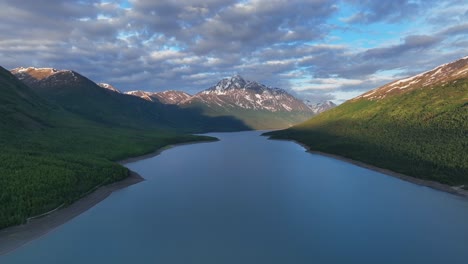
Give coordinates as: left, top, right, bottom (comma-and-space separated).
2, 131, 468, 263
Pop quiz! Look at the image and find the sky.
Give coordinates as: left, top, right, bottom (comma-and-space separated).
0, 0, 467, 103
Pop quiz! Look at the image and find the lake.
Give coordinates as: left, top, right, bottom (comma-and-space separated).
2, 131, 468, 263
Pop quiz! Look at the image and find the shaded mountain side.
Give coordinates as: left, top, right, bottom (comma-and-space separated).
185, 100, 313, 129
155, 103, 250, 132
266, 57, 468, 186
0, 66, 59, 131
0, 67, 218, 229
12, 68, 250, 132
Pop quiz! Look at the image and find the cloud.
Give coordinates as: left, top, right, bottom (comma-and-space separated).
0, 0, 466, 104
343, 0, 432, 24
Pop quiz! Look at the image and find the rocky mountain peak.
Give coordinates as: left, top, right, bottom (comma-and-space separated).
188, 76, 314, 113
212, 75, 247, 91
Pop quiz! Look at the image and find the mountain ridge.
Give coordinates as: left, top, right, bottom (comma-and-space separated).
1, 65, 225, 230
266, 55, 468, 187
123, 74, 333, 129
355, 56, 468, 101
11, 68, 251, 132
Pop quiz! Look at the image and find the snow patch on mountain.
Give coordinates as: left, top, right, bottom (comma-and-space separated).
125, 90, 155, 102
98, 83, 120, 93
356, 56, 468, 100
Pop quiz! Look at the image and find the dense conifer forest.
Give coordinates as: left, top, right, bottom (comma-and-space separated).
266, 79, 468, 186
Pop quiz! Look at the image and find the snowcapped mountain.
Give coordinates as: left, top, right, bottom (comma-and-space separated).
304, 100, 336, 114
124, 75, 318, 129
175, 75, 315, 129
125, 90, 191, 104
124, 75, 314, 114
356, 56, 468, 101
183, 75, 313, 113
98, 83, 120, 93
11, 68, 326, 129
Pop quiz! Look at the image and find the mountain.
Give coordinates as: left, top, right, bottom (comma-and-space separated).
11, 67, 248, 132
11, 67, 171, 129
265, 56, 468, 187
124, 75, 316, 129
180, 75, 315, 129
152, 90, 192, 104
1, 66, 220, 229
187, 75, 311, 112
125, 90, 191, 104
0, 67, 60, 132
355, 56, 468, 100
304, 100, 336, 114
98, 83, 120, 93
125, 90, 156, 102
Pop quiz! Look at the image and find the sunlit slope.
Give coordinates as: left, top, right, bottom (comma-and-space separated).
266, 58, 468, 186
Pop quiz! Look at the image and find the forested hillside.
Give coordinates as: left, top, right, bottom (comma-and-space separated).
0, 67, 214, 229
266, 61, 468, 186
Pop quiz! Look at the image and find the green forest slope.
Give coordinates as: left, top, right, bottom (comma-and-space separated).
0, 67, 215, 229
266, 78, 468, 186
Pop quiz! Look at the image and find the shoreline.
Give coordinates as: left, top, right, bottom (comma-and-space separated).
0, 139, 217, 256
268, 137, 468, 198
118, 139, 218, 165
0, 171, 143, 256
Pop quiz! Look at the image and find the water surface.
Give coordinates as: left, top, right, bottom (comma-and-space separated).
2, 131, 468, 263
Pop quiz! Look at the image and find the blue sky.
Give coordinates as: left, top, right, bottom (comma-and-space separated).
0, 0, 467, 103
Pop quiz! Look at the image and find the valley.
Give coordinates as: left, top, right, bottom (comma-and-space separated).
1, 65, 331, 231
2, 1, 467, 262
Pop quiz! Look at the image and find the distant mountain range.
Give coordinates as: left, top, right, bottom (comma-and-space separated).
266, 55, 468, 187
12, 68, 333, 130
11, 67, 250, 132
126, 75, 334, 113
125, 90, 192, 105
125, 75, 334, 129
